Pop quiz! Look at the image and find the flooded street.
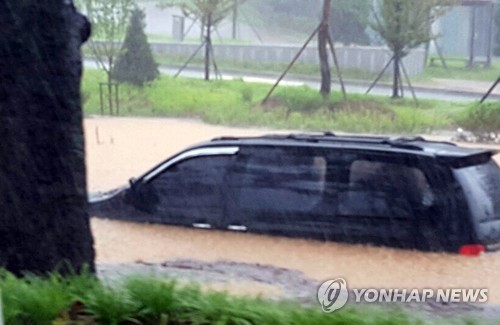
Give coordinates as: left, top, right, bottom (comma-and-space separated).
86, 117, 500, 304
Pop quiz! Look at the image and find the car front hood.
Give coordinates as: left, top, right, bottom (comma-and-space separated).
88, 185, 129, 204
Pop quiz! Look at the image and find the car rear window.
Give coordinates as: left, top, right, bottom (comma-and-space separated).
455, 159, 500, 223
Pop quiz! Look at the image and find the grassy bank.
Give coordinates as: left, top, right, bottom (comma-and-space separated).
0, 270, 490, 325
82, 69, 467, 134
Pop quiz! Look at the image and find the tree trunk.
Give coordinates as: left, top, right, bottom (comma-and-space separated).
232, 0, 238, 40
204, 13, 212, 81
318, 0, 331, 97
107, 67, 114, 115
392, 55, 401, 98
468, 6, 477, 68
0, 2, 95, 275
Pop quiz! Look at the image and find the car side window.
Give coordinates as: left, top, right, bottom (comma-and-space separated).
338, 159, 434, 218
147, 155, 233, 224
232, 147, 326, 216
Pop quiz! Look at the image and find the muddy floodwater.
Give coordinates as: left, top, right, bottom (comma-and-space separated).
86, 117, 500, 303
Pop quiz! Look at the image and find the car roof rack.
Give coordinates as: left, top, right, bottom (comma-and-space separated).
211, 133, 457, 151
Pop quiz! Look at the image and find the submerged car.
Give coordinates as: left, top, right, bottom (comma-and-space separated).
90, 133, 500, 255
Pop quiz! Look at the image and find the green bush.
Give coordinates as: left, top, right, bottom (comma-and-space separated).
458, 102, 500, 135
112, 9, 159, 87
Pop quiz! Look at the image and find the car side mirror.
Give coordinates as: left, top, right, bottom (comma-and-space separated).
125, 178, 158, 214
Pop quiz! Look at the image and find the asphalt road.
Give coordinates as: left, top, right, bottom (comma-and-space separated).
84, 60, 499, 102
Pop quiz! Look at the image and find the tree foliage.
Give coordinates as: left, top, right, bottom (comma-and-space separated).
113, 9, 159, 86
75, 0, 135, 113
371, 0, 454, 97
371, 0, 452, 58
160, 0, 243, 80
160, 0, 241, 26
252, 0, 369, 45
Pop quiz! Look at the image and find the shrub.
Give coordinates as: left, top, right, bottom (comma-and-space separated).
458, 102, 500, 137
112, 9, 159, 87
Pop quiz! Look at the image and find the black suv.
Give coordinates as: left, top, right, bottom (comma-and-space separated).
90, 133, 500, 255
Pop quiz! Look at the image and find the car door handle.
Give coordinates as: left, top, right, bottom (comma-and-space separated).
227, 225, 247, 232
192, 223, 212, 229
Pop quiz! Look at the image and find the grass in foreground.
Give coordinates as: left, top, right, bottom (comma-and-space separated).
0, 270, 492, 325
82, 69, 469, 134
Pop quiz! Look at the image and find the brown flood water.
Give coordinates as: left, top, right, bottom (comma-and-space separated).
86, 117, 500, 303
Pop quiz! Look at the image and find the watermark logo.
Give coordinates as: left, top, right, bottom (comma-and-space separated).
317, 278, 349, 313
317, 278, 489, 313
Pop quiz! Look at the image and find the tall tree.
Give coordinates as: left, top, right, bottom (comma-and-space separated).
76, 0, 134, 114
262, 0, 346, 102
160, 0, 242, 80
113, 9, 159, 87
0, 1, 95, 275
371, 0, 452, 98
318, 0, 332, 96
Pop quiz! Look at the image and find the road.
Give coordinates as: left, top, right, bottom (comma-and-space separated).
84, 60, 499, 102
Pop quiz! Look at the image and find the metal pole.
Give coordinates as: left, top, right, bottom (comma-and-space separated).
99, 83, 104, 115
433, 39, 448, 70
366, 56, 394, 94
184, 17, 198, 39
115, 83, 119, 116
174, 41, 206, 78
262, 25, 321, 104
240, 10, 264, 44
326, 33, 347, 99
400, 60, 419, 106
480, 77, 500, 103
209, 41, 221, 80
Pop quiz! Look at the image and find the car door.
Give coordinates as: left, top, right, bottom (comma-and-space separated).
225, 146, 327, 239
327, 152, 438, 249
130, 147, 238, 229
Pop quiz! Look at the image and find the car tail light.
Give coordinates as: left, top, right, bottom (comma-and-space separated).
459, 244, 485, 256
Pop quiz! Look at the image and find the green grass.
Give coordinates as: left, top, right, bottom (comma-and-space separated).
417, 56, 500, 82
457, 102, 500, 135
0, 270, 493, 324
82, 68, 468, 134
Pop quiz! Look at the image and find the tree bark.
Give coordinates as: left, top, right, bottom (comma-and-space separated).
318, 0, 331, 97
204, 13, 212, 81
232, 0, 238, 40
468, 6, 477, 68
0, 1, 95, 275
107, 66, 114, 115
392, 55, 401, 98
